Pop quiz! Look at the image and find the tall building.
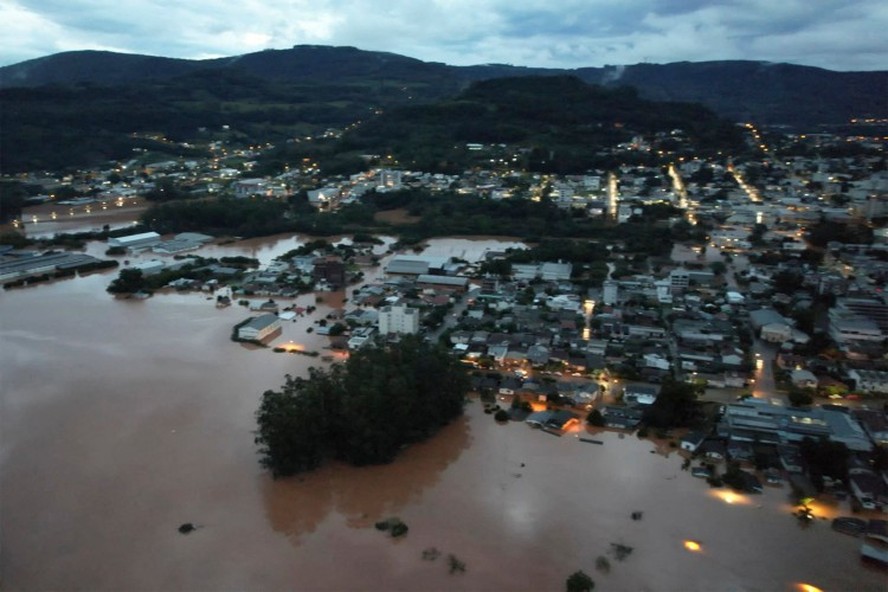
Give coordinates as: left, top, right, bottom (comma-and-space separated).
669, 268, 691, 292
602, 280, 619, 305
378, 304, 419, 336
379, 169, 402, 190
313, 256, 346, 288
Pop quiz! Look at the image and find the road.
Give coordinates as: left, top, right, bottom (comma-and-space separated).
427, 287, 479, 343
751, 339, 785, 402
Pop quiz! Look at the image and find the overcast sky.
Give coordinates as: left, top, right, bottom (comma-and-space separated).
2, 0, 886, 71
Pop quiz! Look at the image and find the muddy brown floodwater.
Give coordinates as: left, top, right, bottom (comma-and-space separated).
1, 237, 884, 591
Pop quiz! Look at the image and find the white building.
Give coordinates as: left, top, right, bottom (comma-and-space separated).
348, 327, 376, 349
848, 369, 888, 394
307, 187, 340, 208
233, 178, 268, 198
237, 314, 281, 341
108, 231, 161, 250
602, 280, 619, 306
829, 312, 883, 345
655, 279, 672, 304
378, 304, 419, 336
378, 169, 402, 190
669, 268, 690, 291
761, 322, 793, 343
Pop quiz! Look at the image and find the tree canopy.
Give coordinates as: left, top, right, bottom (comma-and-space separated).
642, 378, 703, 428
255, 335, 469, 477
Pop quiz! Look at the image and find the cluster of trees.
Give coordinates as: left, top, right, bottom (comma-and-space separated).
140, 187, 689, 255
142, 197, 294, 237
106, 255, 255, 294
799, 437, 849, 491
254, 336, 469, 477
642, 378, 704, 428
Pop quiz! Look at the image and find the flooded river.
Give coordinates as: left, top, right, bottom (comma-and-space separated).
1, 236, 883, 591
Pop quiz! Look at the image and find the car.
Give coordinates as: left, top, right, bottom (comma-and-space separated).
764, 469, 782, 485
860, 497, 877, 511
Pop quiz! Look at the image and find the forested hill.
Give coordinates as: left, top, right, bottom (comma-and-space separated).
1, 46, 884, 172
327, 76, 745, 174
2, 45, 885, 127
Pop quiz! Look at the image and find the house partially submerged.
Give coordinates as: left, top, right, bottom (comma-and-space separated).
601, 405, 644, 430
525, 410, 578, 431
236, 314, 280, 341
623, 383, 661, 406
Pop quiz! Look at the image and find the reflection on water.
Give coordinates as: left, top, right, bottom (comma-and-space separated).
1, 235, 885, 592
264, 414, 470, 541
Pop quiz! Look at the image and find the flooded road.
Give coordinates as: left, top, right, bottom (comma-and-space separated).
1, 236, 883, 591
12, 198, 148, 238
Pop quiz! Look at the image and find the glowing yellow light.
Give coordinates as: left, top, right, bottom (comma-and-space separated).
795, 584, 823, 592
709, 490, 753, 506
683, 540, 702, 552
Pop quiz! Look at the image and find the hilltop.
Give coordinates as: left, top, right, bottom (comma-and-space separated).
0, 45, 884, 172
2, 44, 884, 125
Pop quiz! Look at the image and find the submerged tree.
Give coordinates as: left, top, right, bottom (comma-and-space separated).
566, 570, 595, 592
255, 335, 469, 477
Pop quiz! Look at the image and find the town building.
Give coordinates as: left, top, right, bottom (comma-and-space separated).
237, 314, 281, 341
108, 231, 162, 250
378, 304, 419, 336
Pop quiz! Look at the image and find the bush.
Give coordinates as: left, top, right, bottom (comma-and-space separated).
788, 388, 814, 407
566, 570, 595, 592
494, 409, 510, 422
447, 555, 466, 574
586, 409, 605, 427
374, 517, 408, 537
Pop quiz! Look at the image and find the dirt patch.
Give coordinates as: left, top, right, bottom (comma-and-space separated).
373, 208, 421, 225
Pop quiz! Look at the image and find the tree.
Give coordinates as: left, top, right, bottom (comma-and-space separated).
255, 336, 469, 476
107, 268, 145, 294
788, 387, 814, 407
254, 371, 331, 477
643, 378, 702, 428
799, 437, 849, 491
0, 181, 28, 223
566, 570, 595, 592
144, 178, 187, 202
586, 409, 605, 427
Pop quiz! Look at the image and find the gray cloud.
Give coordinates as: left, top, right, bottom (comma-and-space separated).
1, 0, 885, 70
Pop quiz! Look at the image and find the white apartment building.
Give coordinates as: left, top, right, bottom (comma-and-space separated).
602, 280, 619, 305
378, 304, 419, 336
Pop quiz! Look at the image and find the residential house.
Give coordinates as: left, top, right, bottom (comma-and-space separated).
623, 383, 660, 406
790, 369, 819, 389
680, 431, 707, 453
347, 327, 376, 349
698, 438, 727, 461
601, 405, 644, 429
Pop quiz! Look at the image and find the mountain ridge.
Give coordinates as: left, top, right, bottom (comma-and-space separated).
2, 44, 884, 129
